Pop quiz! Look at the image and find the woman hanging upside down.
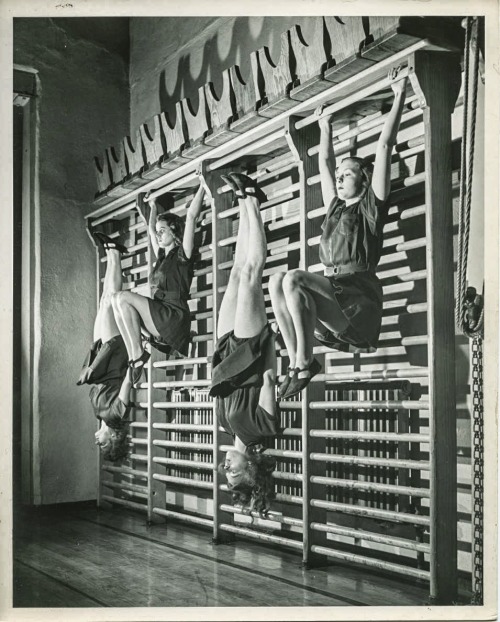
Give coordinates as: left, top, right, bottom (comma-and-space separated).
77, 234, 134, 462
209, 172, 278, 516
111, 182, 205, 383
269, 66, 408, 398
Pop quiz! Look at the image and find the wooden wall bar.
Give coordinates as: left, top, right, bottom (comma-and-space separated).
89, 16, 467, 605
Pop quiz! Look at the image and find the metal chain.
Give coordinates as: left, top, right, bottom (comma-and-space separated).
471, 336, 484, 603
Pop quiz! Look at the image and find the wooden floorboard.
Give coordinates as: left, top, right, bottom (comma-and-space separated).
13, 561, 106, 608
13, 504, 430, 608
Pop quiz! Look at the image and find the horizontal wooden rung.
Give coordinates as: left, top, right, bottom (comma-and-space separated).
217, 183, 301, 220
307, 97, 420, 157
310, 476, 430, 498
153, 380, 212, 389
152, 507, 213, 528
152, 423, 213, 432
101, 480, 148, 497
208, 129, 286, 171
309, 400, 429, 411
220, 504, 303, 527
128, 453, 147, 462
310, 523, 430, 553
152, 474, 213, 489
316, 367, 428, 382
100, 494, 147, 513
241, 447, 302, 460
153, 457, 214, 470
91, 201, 136, 226
191, 334, 213, 343
310, 499, 430, 526
153, 440, 213, 450
295, 65, 412, 131
154, 356, 210, 368
309, 430, 429, 442
130, 438, 148, 445
310, 545, 430, 581
219, 524, 303, 549
309, 453, 430, 471
153, 401, 214, 409
101, 465, 148, 478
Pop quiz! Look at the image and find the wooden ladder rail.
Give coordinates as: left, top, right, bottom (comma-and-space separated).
284, 115, 329, 567
409, 49, 461, 604
199, 160, 236, 544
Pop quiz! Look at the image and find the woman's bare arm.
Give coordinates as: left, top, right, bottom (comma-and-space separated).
316, 105, 337, 209
137, 193, 160, 258
118, 369, 133, 405
258, 333, 277, 416
372, 66, 408, 202
183, 184, 205, 259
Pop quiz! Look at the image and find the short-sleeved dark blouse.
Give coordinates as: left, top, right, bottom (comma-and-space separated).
148, 245, 196, 355
77, 335, 130, 430
316, 187, 388, 353
319, 186, 388, 272
149, 245, 194, 304
210, 324, 279, 447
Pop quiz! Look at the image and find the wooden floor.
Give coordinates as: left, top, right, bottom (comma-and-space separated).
13, 502, 431, 608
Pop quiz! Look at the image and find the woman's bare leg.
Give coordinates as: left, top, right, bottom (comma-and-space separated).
282, 269, 348, 374
234, 195, 267, 338
269, 272, 297, 370
112, 291, 159, 361
217, 198, 250, 338
93, 249, 122, 343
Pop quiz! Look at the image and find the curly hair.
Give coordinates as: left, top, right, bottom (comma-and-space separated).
218, 447, 276, 516
156, 212, 184, 247
101, 424, 130, 462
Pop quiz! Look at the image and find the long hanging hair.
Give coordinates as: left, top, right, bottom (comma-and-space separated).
218, 446, 276, 517
101, 424, 130, 462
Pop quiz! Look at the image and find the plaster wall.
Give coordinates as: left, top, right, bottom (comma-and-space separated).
14, 18, 130, 503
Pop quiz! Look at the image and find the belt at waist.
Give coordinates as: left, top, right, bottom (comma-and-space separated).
152, 288, 182, 302
324, 263, 370, 277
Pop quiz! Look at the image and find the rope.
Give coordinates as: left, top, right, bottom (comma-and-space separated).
456, 17, 484, 339
456, 18, 485, 605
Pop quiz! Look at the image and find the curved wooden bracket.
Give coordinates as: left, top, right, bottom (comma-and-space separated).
139, 115, 166, 179
228, 63, 265, 132
181, 86, 212, 158
290, 21, 328, 82
161, 102, 187, 156
123, 128, 145, 177
205, 69, 233, 130
106, 143, 127, 184
204, 69, 236, 146
257, 30, 295, 117
289, 20, 330, 102
324, 16, 376, 84
93, 152, 112, 194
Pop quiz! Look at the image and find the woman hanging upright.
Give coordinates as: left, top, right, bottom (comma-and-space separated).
111, 183, 206, 382
269, 66, 408, 398
209, 172, 278, 515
